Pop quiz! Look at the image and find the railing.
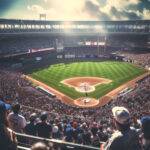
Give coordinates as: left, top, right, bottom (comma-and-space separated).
16, 132, 102, 150
17, 146, 30, 150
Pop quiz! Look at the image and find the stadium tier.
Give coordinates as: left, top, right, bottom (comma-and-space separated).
0, 19, 149, 35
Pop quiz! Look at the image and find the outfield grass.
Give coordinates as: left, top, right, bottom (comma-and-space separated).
30, 61, 146, 99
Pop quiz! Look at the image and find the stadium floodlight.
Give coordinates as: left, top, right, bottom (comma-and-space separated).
63, 21, 73, 29
39, 14, 46, 20
60, 21, 77, 34
94, 25, 106, 33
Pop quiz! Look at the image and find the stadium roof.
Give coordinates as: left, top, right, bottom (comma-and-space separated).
0, 18, 149, 35
0, 18, 149, 25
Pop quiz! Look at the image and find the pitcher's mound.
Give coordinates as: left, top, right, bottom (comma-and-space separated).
74, 97, 99, 107
75, 82, 95, 93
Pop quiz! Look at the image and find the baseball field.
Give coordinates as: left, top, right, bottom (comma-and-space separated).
30, 61, 146, 100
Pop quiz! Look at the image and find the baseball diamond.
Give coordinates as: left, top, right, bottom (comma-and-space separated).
29, 61, 147, 107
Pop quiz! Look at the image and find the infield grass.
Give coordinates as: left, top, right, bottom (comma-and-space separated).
30, 61, 146, 99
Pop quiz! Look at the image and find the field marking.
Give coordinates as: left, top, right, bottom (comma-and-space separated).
97, 71, 150, 107
24, 71, 149, 108
74, 97, 99, 107
24, 75, 74, 106
61, 77, 112, 93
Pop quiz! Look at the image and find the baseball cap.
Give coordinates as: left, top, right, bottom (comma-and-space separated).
141, 116, 150, 124
29, 113, 37, 122
40, 112, 48, 121
0, 100, 11, 111
112, 106, 130, 125
52, 125, 59, 133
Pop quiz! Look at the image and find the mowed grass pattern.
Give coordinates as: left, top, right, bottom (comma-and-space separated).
31, 61, 146, 99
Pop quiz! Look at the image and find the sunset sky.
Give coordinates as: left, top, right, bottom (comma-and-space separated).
0, 0, 149, 20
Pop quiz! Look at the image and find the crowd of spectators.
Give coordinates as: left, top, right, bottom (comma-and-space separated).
0, 60, 149, 149
0, 36, 54, 56
117, 52, 150, 68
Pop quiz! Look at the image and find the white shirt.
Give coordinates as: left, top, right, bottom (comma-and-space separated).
8, 112, 26, 133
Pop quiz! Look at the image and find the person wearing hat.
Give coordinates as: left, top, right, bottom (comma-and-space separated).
31, 142, 49, 150
103, 106, 141, 150
24, 113, 37, 136
36, 112, 52, 138
0, 100, 17, 150
140, 116, 150, 150
52, 124, 61, 139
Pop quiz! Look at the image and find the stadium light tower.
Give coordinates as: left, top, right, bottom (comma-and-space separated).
62, 21, 74, 33
39, 14, 46, 20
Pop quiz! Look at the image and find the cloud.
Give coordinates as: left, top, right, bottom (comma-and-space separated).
106, 0, 140, 9
83, 0, 149, 20
134, 0, 150, 12
27, 0, 92, 20
18, 0, 150, 20
110, 6, 142, 20
27, 5, 44, 13
143, 9, 150, 19
83, 0, 110, 20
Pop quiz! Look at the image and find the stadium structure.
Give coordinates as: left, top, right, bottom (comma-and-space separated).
0, 18, 150, 149
0, 19, 149, 54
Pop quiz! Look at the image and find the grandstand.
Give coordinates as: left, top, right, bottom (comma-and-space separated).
0, 19, 149, 56
0, 19, 149, 34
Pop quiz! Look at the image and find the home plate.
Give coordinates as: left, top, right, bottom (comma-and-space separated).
74, 97, 99, 108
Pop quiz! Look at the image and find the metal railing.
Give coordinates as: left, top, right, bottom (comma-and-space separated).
16, 132, 102, 150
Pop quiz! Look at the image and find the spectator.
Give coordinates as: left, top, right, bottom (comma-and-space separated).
72, 121, 78, 143
52, 124, 61, 139
103, 106, 141, 150
65, 123, 73, 142
31, 142, 49, 150
36, 112, 52, 138
98, 126, 109, 142
8, 103, 26, 133
91, 122, 100, 147
140, 116, 150, 150
82, 126, 91, 145
25, 113, 37, 136
0, 69, 150, 147
0, 100, 17, 150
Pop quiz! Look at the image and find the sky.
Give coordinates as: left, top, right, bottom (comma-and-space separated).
0, 0, 149, 21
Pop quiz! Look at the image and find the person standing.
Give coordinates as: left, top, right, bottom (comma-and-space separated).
36, 112, 52, 138
31, 142, 49, 150
25, 113, 37, 136
0, 100, 17, 150
103, 106, 141, 150
8, 103, 26, 133
140, 116, 150, 150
